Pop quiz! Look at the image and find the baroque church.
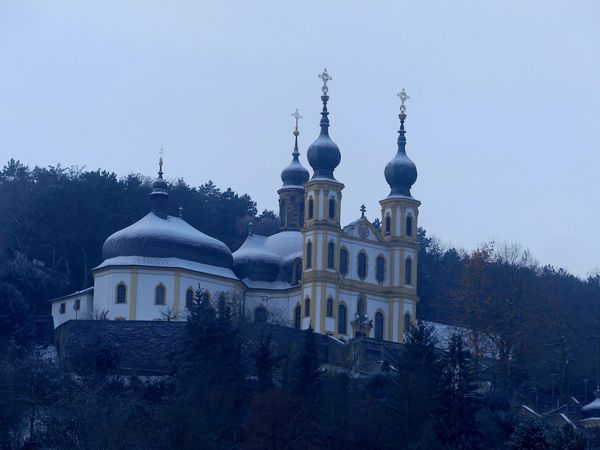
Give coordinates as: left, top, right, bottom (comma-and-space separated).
50, 70, 420, 344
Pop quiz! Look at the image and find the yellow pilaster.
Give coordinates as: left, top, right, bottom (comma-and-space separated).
174, 272, 180, 319
129, 270, 138, 320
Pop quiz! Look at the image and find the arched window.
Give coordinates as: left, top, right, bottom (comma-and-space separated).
339, 248, 349, 276
328, 198, 336, 219
326, 297, 334, 317
357, 251, 367, 279
300, 203, 305, 227
306, 241, 312, 269
385, 215, 391, 235
405, 257, 412, 285
406, 215, 413, 236
357, 296, 366, 317
292, 258, 302, 285
304, 297, 310, 317
376, 255, 385, 283
404, 312, 412, 333
308, 197, 314, 219
185, 288, 194, 308
116, 283, 127, 304
338, 304, 347, 335
155, 284, 166, 305
294, 304, 301, 328
254, 306, 267, 323
327, 241, 335, 269
375, 312, 384, 340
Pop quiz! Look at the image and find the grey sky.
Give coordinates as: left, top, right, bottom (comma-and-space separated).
1, 1, 599, 276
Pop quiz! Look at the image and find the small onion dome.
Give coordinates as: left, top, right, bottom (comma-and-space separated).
582, 390, 600, 418
102, 212, 233, 268
384, 108, 418, 198
281, 123, 309, 188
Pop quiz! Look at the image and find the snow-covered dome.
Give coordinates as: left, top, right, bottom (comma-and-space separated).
281, 121, 309, 188
582, 391, 600, 418
233, 231, 302, 283
102, 212, 233, 269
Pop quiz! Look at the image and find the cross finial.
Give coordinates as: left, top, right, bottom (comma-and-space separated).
318, 69, 332, 95
158, 145, 164, 175
291, 108, 302, 132
178, 206, 183, 219
360, 204, 366, 218
397, 88, 410, 114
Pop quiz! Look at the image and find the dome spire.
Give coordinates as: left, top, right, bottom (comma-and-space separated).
384, 89, 418, 198
280, 108, 310, 188
307, 69, 341, 180
151, 146, 169, 218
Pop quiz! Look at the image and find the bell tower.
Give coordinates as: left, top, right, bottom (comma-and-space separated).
379, 89, 420, 341
278, 109, 310, 231
300, 69, 344, 335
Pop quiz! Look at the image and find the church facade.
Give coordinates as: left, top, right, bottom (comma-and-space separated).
50, 71, 421, 344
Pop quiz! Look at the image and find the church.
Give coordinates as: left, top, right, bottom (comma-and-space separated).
50, 70, 420, 344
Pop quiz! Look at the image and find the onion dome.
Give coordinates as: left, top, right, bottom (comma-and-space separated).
582, 390, 600, 418
307, 69, 341, 180
384, 89, 418, 198
102, 155, 233, 269
281, 109, 310, 188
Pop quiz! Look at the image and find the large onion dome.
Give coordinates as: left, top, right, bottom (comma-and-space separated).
281, 110, 310, 188
307, 69, 341, 180
384, 89, 418, 198
102, 158, 233, 269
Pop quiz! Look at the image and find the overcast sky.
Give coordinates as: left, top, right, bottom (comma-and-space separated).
1, 1, 599, 276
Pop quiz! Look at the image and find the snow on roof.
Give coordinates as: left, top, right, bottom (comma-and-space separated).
49, 286, 94, 303
521, 405, 541, 417
241, 278, 294, 291
233, 231, 302, 266
94, 256, 239, 280
559, 413, 576, 428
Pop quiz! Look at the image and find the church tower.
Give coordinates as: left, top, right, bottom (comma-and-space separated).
379, 89, 420, 339
278, 109, 310, 231
300, 69, 344, 333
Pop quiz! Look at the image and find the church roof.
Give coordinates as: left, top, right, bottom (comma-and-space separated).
102, 212, 233, 269
232, 230, 302, 283
94, 256, 238, 279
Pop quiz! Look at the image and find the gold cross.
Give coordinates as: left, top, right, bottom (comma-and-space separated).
397, 88, 410, 114
360, 204, 366, 218
159, 145, 164, 173
318, 69, 332, 95
291, 108, 302, 131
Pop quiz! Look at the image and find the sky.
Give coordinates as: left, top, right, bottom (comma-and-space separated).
0, 1, 599, 277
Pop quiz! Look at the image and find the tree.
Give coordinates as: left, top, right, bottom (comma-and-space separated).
507, 421, 548, 450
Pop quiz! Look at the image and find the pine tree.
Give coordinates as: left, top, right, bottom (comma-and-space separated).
507, 421, 548, 450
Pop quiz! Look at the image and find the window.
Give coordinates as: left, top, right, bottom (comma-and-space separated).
300, 203, 305, 227
74, 299, 81, 311
308, 197, 314, 219
304, 297, 310, 317
294, 304, 301, 328
357, 251, 367, 279
385, 215, 391, 235
326, 297, 334, 317
155, 284, 166, 305
306, 241, 312, 269
404, 312, 412, 333
328, 198, 336, 219
375, 312, 384, 340
376, 255, 385, 283
327, 241, 335, 269
59, 303, 66, 314
405, 258, 412, 285
280, 203, 285, 227
292, 258, 302, 285
338, 304, 347, 334
340, 248, 349, 276
116, 283, 126, 304
254, 306, 267, 323
406, 215, 413, 236
186, 288, 194, 308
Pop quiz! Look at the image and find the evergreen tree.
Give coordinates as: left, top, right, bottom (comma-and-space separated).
507, 421, 549, 450
548, 425, 587, 450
